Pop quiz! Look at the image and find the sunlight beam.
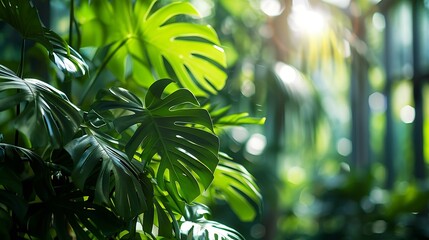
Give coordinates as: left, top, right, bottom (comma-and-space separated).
288, 1, 327, 36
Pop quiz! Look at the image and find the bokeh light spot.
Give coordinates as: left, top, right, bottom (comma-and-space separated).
368, 92, 386, 113
337, 138, 352, 156
287, 166, 306, 185
400, 105, 415, 124
245, 133, 267, 155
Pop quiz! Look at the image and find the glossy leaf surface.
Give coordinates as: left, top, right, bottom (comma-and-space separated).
65, 134, 151, 220
0, 0, 43, 38
0, 0, 88, 77
91, 79, 219, 203
77, 0, 226, 96
180, 204, 245, 240
0, 65, 82, 148
141, 1, 226, 96
210, 154, 262, 222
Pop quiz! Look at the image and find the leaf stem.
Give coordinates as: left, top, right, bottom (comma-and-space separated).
17, 39, 26, 78
15, 38, 26, 146
78, 38, 130, 106
69, 0, 75, 47
62, 0, 75, 97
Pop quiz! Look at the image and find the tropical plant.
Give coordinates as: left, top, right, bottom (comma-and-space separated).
0, 0, 263, 239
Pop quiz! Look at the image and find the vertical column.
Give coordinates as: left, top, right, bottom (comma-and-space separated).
412, 0, 425, 180
383, 9, 395, 188
350, 16, 370, 169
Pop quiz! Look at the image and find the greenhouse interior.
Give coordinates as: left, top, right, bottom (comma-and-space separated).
1, 0, 429, 239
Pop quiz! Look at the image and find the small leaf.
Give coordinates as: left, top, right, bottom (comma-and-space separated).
180, 204, 245, 240
207, 105, 266, 134
44, 29, 89, 77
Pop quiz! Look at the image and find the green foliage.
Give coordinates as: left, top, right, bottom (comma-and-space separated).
0, 65, 82, 148
0, 0, 43, 38
180, 204, 245, 240
0, 0, 88, 77
76, 0, 226, 96
0, 0, 262, 239
207, 105, 266, 135
91, 80, 219, 203
65, 134, 152, 220
206, 154, 262, 222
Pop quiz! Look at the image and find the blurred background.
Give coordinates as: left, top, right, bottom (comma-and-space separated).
2, 0, 429, 239
197, 0, 429, 239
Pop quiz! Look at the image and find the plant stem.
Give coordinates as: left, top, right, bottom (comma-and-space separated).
78, 38, 130, 106
63, 0, 75, 97
18, 39, 26, 78
15, 39, 26, 146
69, 0, 74, 47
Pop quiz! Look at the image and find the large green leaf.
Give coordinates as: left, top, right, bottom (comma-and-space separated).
140, 1, 226, 96
180, 204, 245, 240
77, 0, 226, 96
209, 154, 262, 222
0, 0, 88, 77
0, 65, 82, 148
65, 134, 151, 220
0, 0, 43, 38
91, 79, 219, 202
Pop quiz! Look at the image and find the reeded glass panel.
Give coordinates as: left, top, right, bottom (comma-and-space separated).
387, 1, 413, 79
418, 1, 429, 70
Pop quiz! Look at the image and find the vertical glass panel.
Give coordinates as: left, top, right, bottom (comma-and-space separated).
392, 80, 414, 181
424, 85, 429, 165
387, 1, 413, 79
367, 12, 385, 72
418, 2, 429, 69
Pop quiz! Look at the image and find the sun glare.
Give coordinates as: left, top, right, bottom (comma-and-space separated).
288, 0, 327, 36
260, 0, 283, 17
289, 8, 327, 35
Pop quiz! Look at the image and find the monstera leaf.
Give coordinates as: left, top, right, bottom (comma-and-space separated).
65, 134, 152, 220
77, 0, 226, 96
91, 79, 219, 203
180, 204, 245, 240
209, 154, 262, 222
140, 1, 226, 96
0, 65, 82, 148
0, 0, 88, 77
0, 0, 43, 38
43, 29, 88, 77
